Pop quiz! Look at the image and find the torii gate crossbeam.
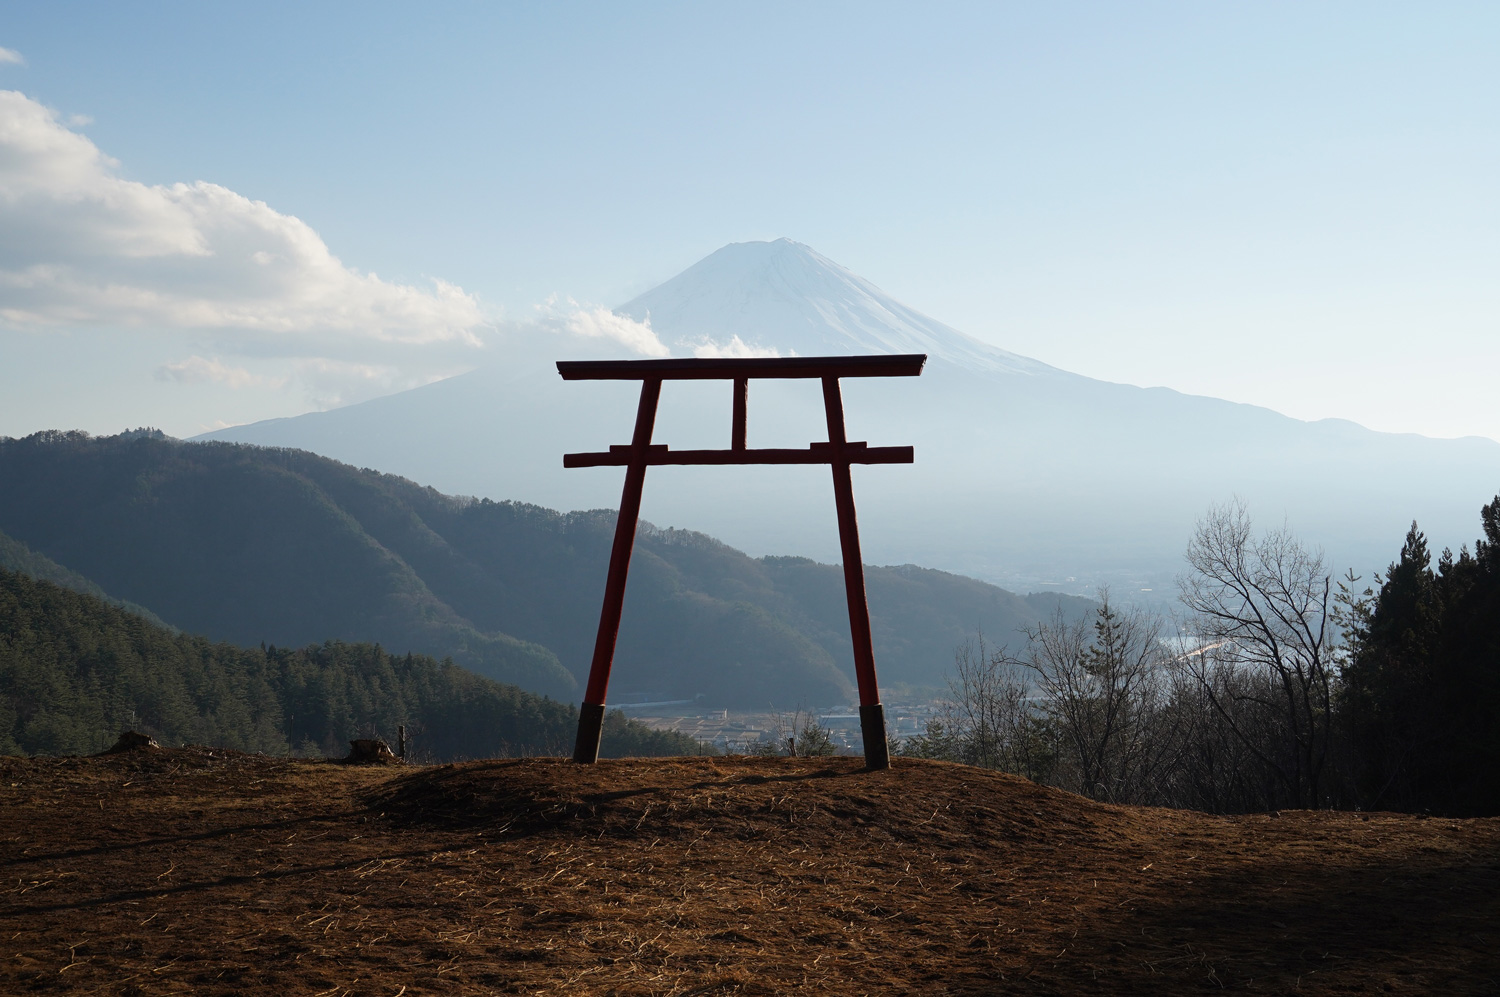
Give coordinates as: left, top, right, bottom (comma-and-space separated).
559, 353, 926, 770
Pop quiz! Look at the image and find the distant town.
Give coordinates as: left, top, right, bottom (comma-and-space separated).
613, 698, 945, 755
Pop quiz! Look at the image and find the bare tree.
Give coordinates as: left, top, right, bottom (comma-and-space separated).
950, 633, 1028, 771
1178, 500, 1336, 809
1020, 593, 1175, 804
904, 634, 1053, 780
1161, 656, 1297, 812
752, 707, 841, 757
912, 605, 1181, 806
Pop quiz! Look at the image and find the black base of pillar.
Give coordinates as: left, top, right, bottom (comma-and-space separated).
573, 702, 607, 763
860, 703, 890, 770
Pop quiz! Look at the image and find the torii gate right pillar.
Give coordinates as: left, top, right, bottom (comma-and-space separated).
822, 374, 890, 770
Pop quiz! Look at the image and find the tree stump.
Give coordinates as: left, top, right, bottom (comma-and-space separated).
345, 739, 400, 764
104, 731, 160, 753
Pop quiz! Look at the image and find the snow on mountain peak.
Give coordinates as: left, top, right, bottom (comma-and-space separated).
615, 240, 1057, 377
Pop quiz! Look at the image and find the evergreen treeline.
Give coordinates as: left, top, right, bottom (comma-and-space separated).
0, 567, 701, 760
1341, 498, 1500, 815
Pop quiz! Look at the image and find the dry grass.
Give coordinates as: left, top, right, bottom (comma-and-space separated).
2, 749, 1497, 994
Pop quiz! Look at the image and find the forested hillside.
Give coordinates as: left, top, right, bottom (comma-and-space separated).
0, 431, 1088, 706
0, 431, 576, 699
0, 567, 698, 760
0, 526, 172, 629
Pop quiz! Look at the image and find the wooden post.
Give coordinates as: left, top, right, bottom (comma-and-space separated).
731, 376, 748, 450
822, 376, 890, 770
573, 377, 663, 763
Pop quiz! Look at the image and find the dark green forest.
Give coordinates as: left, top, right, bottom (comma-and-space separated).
0, 567, 700, 760
0, 430, 1087, 707
1340, 498, 1500, 815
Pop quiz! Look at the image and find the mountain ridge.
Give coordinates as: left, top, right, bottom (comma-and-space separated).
0, 525, 174, 630
0, 430, 1082, 707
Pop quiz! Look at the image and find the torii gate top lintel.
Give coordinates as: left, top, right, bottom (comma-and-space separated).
557, 353, 926, 381
561, 353, 926, 770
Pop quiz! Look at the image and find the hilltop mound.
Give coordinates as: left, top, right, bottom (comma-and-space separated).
2, 752, 1496, 994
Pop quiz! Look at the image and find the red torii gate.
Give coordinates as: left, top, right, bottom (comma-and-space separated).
560, 353, 926, 770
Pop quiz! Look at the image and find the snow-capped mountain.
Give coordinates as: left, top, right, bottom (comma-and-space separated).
619, 239, 1055, 377
198, 240, 1500, 596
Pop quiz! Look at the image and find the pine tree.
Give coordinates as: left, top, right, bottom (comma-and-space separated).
1341, 524, 1442, 809
1341, 500, 1500, 815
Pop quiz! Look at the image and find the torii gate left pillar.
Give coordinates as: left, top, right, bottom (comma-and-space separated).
560, 354, 926, 770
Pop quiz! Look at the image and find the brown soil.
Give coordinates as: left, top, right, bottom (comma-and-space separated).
2, 750, 1497, 995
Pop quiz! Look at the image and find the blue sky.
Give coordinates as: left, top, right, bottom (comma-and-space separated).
2, 2, 1498, 440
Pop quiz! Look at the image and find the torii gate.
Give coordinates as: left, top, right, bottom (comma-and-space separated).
560, 354, 926, 770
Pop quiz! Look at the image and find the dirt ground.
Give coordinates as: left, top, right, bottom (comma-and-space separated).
2, 749, 1497, 995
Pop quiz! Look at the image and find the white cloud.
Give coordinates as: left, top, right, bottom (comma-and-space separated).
155, 355, 283, 390
0, 48, 23, 66
66, 113, 92, 126
689, 335, 781, 359
0, 89, 485, 345
540, 296, 669, 357
292, 357, 401, 409
153, 351, 467, 411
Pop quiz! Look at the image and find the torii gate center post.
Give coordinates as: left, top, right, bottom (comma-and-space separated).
559, 353, 926, 770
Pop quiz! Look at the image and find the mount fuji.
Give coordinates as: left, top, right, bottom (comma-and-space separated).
616, 239, 1054, 378
198, 239, 1500, 595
